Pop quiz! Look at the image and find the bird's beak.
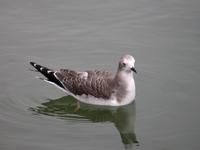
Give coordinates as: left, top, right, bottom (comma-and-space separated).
131, 67, 137, 74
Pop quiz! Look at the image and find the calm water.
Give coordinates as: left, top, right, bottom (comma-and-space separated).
0, 0, 200, 150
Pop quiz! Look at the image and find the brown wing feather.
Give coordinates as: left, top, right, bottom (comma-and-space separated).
55, 69, 114, 99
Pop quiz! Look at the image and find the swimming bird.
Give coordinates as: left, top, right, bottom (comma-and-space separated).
30, 55, 137, 108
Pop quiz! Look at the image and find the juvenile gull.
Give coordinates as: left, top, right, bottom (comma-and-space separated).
30, 55, 137, 107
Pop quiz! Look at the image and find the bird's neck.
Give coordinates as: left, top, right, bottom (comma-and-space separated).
113, 70, 135, 94
113, 70, 135, 103
114, 70, 134, 85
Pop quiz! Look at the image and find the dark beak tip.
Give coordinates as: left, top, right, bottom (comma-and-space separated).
131, 67, 137, 74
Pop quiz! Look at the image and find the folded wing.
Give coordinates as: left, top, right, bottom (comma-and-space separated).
55, 69, 114, 99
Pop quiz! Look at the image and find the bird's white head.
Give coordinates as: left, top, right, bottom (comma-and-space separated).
118, 55, 137, 74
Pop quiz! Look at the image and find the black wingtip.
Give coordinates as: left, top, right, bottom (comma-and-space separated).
29, 61, 45, 73
30, 62, 36, 66
29, 61, 65, 89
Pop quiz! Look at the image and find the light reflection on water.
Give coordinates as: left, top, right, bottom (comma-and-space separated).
30, 96, 139, 149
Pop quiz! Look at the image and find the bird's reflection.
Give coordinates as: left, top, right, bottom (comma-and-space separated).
30, 96, 139, 148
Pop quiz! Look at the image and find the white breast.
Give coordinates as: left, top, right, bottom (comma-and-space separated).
121, 74, 136, 105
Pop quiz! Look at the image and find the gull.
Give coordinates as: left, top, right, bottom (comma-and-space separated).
30, 55, 137, 109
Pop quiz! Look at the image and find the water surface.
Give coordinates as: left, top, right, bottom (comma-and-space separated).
0, 0, 200, 150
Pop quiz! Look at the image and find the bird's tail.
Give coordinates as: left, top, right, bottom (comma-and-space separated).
29, 62, 64, 88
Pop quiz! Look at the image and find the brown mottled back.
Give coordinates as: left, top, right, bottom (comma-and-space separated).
55, 69, 114, 99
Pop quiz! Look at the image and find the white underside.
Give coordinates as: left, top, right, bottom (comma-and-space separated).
40, 78, 135, 106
